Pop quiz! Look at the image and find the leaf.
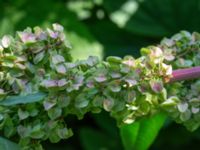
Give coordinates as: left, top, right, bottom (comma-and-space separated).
106, 56, 122, 64
103, 0, 200, 38
33, 51, 45, 64
0, 92, 47, 106
57, 128, 73, 139
47, 107, 62, 120
108, 83, 121, 93
79, 128, 122, 150
30, 124, 45, 139
180, 110, 191, 122
86, 19, 145, 58
56, 64, 67, 74
92, 112, 119, 137
0, 136, 20, 150
49, 131, 60, 143
103, 98, 114, 111
120, 122, 140, 150
52, 55, 65, 65
75, 97, 89, 108
120, 113, 166, 150
43, 101, 56, 110
177, 102, 188, 113
18, 109, 29, 120
94, 75, 107, 83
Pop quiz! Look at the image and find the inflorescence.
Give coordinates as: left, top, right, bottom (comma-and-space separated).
0, 24, 200, 149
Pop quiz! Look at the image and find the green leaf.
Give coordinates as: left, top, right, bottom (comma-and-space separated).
49, 131, 60, 143
0, 92, 47, 106
33, 51, 45, 64
85, 18, 143, 58
0, 136, 20, 150
103, 98, 114, 111
18, 109, 29, 120
75, 96, 89, 108
177, 102, 188, 113
92, 112, 119, 137
120, 122, 140, 150
106, 56, 122, 64
120, 113, 166, 150
30, 124, 45, 139
103, 0, 200, 38
79, 128, 122, 150
57, 128, 73, 139
47, 107, 62, 120
52, 54, 65, 65
180, 110, 191, 122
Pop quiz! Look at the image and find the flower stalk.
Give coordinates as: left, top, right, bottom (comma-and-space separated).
169, 66, 200, 83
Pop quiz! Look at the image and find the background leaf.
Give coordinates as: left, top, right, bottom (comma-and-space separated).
120, 122, 140, 150
120, 113, 167, 150
103, 0, 200, 38
1, 0, 200, 150
79, 127, 122, 150
92, 112, 119, 137
0, 137, 20, 150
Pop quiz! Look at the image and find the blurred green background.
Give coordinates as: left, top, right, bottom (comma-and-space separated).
1, 0, 200, 149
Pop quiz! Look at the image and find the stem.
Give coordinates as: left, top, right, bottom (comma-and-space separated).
169, 66, 200, 83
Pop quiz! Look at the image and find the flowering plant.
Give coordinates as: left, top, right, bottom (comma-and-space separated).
0, 24, 200, 149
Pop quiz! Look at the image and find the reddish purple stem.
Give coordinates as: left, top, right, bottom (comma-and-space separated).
169, 66, 200, 83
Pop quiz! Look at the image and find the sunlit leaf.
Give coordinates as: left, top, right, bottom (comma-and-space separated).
120, 113, 166, 150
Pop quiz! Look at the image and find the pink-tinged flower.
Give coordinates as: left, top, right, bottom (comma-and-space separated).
135, 68, 142, 75
52, 55, 65, 65
86, 80, 94, 88
18, 32, 36, 43
41, 80, 57, 88
47, 28, 59, 39
161, 63, 172, 76
94, 74, 107, 82
163, 50, 175, 61
161, 38, 174, 47
110, 72, 121, 78
2, 35, 11, 48
138, 84, 148, 93
151, 47, 163, 57
56, 64, 67, 74
122, 58, 135, 67
150, 80, 163, 93
125, 77, 137, 87
34, 27, 47, 40
57, 79, 68, 87
53, 23, 64, 32
103, 99, 114, 111
43, 101, 56, 110
37, 32, 47, 41
149, 47, 163, 64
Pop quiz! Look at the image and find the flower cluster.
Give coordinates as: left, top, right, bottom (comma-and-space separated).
0, 24, 73, 149
0, 24, 198, 149
159, 31, 200, 131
